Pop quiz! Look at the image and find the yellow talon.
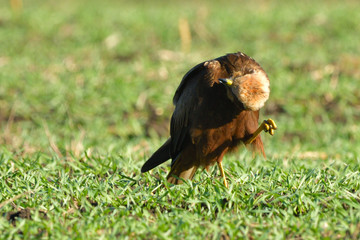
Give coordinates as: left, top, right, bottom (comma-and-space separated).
270, 128, 274, 136
245, 118, 278, 144
267, 118, 277, 130
264, 118, 277, 135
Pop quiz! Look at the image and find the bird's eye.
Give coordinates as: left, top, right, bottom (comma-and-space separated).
248, 69, 255, 74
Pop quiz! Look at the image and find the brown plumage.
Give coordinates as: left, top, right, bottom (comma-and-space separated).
141, 52, 276, 186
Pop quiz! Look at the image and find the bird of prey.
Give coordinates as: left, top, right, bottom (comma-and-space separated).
141, 52, 277, 187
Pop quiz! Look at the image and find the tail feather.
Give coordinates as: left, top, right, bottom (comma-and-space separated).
141, 139, 171, 173
167, 165, 198, 184
166, 145, 198, 184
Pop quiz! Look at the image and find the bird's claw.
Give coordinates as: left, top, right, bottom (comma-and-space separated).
244, 118, 277, 145
263, 118, 277, 136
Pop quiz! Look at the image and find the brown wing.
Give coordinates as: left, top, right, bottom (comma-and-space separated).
141, 63, 209, 173
170, 54, 238, 161
173, 62, 206, 105
172, 53, 236, 105
170, 62, 207, 160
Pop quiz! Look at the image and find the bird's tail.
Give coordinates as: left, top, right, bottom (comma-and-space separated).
166, 164, 198, 185
166, 146, 198, 184
141, 139, 171, 173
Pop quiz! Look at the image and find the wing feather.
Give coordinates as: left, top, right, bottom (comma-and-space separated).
170, 62, 206, 160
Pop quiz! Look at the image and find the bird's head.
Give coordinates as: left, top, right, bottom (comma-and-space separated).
218, 69, 270, 111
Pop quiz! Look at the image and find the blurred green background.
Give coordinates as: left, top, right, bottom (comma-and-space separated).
1, 0, 360, 238
0, 1, 360, 158
1, 0, 359, 158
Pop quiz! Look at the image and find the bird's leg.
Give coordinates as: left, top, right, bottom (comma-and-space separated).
245, 118, 277, 145
217, 162, 228, 188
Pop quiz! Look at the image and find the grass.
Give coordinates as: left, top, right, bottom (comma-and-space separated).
1, 0, 360, 239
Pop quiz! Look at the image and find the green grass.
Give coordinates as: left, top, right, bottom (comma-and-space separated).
1, 0, 360, 239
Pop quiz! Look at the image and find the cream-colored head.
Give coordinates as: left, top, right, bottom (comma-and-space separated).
219, 70, 270, 111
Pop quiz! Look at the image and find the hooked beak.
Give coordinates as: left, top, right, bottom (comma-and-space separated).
218, 78, 233, 86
